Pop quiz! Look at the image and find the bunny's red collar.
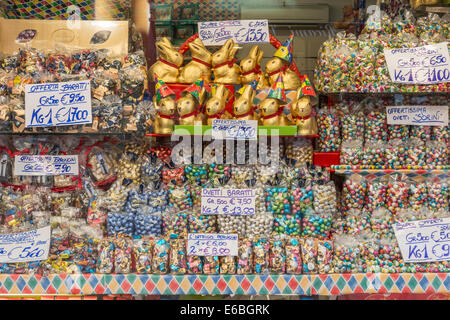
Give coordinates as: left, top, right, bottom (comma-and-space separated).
159, 58, 180, 69
260, 107, 284, 120
214, 58, 237, 69
192, 57, 212, 68
241, 65, 261, 76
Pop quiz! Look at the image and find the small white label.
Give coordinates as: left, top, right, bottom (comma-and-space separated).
14, 155, 79, 176
198, 20, 269, 46
393, 218, 450, 263
384, 42, 450, 84
187, 233, 238, 256
0, 226, 51, 263
25, 80, 92, 127
212, 119, 258, 141
386, 105, 448, 126
201, 188, 255, 215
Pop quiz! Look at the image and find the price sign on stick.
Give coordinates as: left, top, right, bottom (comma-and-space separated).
0, 226, 51, 263
201, 188, 256, 215
393, 218, 450, 263
188, 233, 238, 256
384, 42, 450, 84
25, 80, 92, 127
14, 155, 79, 176
198, 20, 269, 46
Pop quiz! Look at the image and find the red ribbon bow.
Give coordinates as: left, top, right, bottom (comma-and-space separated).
214, 58, 237, 69
241, 65, 261, 76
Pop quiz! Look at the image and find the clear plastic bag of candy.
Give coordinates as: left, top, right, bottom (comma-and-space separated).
408, 182, 428, 212
162, 209, 189, 239
167, 184, 193, 212
132, 238, 153, 273
169, 238, 187, 274
410, 125, 432, 143
114, 235, 133, 274
236, 238, 253, 274
386, 179, 409, 215
71, 225, 101, 274
107, 211, 134, 236
186, 253, 203, 274
427, 181, 448, 212
96, 239, 115, 273
302, 207, 333, 239
86, 145, 117, 186
119, 66, 145, 103
189, 213, 217, 234
152, 237, 169, 274
332, 234, 360, 273
246, 210, 273, 240
370, 207, 394, 239
289, 179, 313, 215
345, 208, 371, 235
300, 237, 317, 274
340, 102, 365, 142
0, 96, 12, 133
230, 164, 256, 188
317, 239, 333, 273
361, 141, 386, 168
340, 140, 364, 167
134, 209, 162, 238
97, 95, 123, 133
313, 181, 337, 216
161, 163, 186, 187
265, 186, 291, 215
375, 237, 404, 273
208, 163, 232, 187
269, 238, 286, 273
388, 124, 410, 142
285, 138, 313, 167
285, 237, 302, 274
184, 163, 209, 186
218, 214, 247, 237
366, 181, 388, 213
385, 139, 407, 169
342, 176, 367, 213
104, 179, 130, 212
364, 108, 387, 143
425, 141, 448, 167
202, 256, 220, 275
253, 238, 270, 274
406, 137, 427, 168
317, 107, 341, 152
140, 153, 164, 189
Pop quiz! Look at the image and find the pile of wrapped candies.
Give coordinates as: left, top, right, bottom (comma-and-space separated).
317, 97, 449, 169
315, 12, 450, 93
0, 47, 152, 134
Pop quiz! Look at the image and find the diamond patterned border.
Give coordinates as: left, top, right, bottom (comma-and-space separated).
0, 274, 447, 295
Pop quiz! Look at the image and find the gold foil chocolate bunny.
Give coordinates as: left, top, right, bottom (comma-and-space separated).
259, 75, 290, 126
240, 45, 269, 89
265, 35, 301, 91
178, 38, 212, 83
212, 39, 241, 84
153, 78, 177, 134
291, 76, 318, 135
177, 79, 206, 125
233, 84, 257, 121
149, 37, 184, 83
205, 84, 231, 125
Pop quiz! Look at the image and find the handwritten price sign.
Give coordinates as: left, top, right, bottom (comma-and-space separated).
0, 226, 50, 263
188, 233, 238, 256
386, 105, 448, 126
212, 119, 258, 140
393, 218, 450, 263
25, 80, 92, 127
384, 42, 450, 84
14, 155, 79, 176
198, 20, 269, 46
201, 188, 255, 216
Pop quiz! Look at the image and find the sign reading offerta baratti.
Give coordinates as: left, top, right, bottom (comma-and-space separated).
25, 80, 92, 127
198, 20, 269, 46
384, 42, 450, 84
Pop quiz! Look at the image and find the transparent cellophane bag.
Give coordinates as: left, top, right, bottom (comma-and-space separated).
269, 238, 286, 274
313, 180, 337, 216
236, 238, 253, 274
340, 140, 364, 167
169, 238, 187, 274
332, 234, 361, 273
302, 207, 333, 240
70, 223, 101, 274
162, 207, 189, 239
152, 237, 170, 274
86, 145, 117, 185
285, 138, 313, 168
370, 207, 395, 239
114, 234, 133, 274
140, 153, 164, 189
316, 107, 341, 152
253, 237, 270, 274
133, 238, 153, 274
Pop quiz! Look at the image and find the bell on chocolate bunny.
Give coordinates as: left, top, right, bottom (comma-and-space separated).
240, 45, 269, 89
265, 35, 301, 91
177, 79, 206, 125
291, 75, 318, 136
212, 39, 241, 85
153, 77, 177, 134
259, 74, 290, 126
178, 38, 212, 84
149, 37, 183, 84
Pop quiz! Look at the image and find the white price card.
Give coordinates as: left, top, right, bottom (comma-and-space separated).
393, 218, 450, 263
212, 119, 258, 140
25, 80, 92, 127
198, 20, 269, 46
14, 155, 79, 176
201, 188, 255, 215
384, 42, 450, 84
386, 105, 448, 126
187, 233, 238, 256
0, 226, 51, 263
